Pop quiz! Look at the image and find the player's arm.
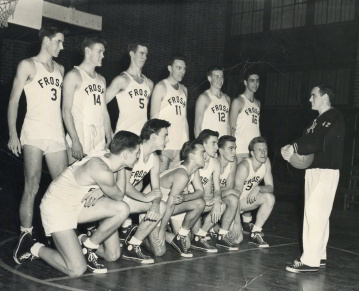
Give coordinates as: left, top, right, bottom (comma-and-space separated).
58, 64, 65, 78
259, 158, 274, 194
256, 99, 261, 136
183, 86, 190, 139
7, 59, 34, 157
183, 171, 204, 202
105, 74, 128, 104
149, 81, 166, 119
100, 77, 113, 148
233, 161, 250, 225
229, 97, 244, 136
212, 159, 222, 202
194, 93, 209, 138
222, 161, 241, 197
225, 94, 232, 135
62, 69, 84, 159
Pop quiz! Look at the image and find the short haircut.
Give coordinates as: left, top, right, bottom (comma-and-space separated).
243, 69, 259, 83
314, 83, 335, 103
140, 119, 171, 141
248, 136, 267, 153
39, 25, 65, 43
168, 54, 186, 67
181, 140, 203, 163
81, 36, 107, 55
128, 39, 149, 53
207, 65, 224, 77
218, 135, 236, 149
110, 131, 141, 155
197, 129, 219, 144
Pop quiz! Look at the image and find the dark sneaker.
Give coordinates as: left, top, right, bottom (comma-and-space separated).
249, 232, 269, 248
205, 231, 218, 241
122, 243, 154, 264
286, 260, 319, 273
119, 225, 134, 242
216, 234, 239, 251
13, 232, 35, 264
191, 235, 218, 253
320, 259, 326, 268
82, 247, 107, 274
170, 234, 193, 258
242, 222, 254, 234
86, 225, 97, 237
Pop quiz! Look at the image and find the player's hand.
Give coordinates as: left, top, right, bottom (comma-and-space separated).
146, 189, 162, 202
247, 186, 260, 204
210, 202, 221, 223
281, 144, 294, 162
72, 139, 85, 160
8, 136, 22, 157
145, 203, 160, 221
173, 193, 184, 204
82, 188, 104, 207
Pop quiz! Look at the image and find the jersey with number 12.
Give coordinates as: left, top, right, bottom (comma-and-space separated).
115, 71, 151, 135
21, 57, 64, 142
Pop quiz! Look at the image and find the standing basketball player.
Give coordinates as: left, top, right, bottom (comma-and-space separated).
229, 70, 261, 162
194, 66, 231, 137
232, 137, 275, 247
106, 40, 153, 135
7, 25, 68, 249
282, 84, 345, 273
150, 55, 189, 171
63, 37, 112, 164
13, 131, 140, 276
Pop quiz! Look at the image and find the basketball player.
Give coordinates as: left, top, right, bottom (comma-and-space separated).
117, 119, 170, 264
106, 40, 153, 135
150, 55, 189, 171
281, 84, 345, 273
194, 66, 231, 137
229, 70, 261, 231
231, 137, 275, 247
141, 140, 206, 258
7, 25, 68, 251
190, 130, 239, 252
62, 37, 112, 164
13, 131, 140, 276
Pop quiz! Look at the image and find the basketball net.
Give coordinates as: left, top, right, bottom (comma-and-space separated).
0, 0, 19, 28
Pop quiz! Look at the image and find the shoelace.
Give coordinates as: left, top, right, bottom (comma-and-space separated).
199, 237, 212, 248
180, 236, 188, 253
134, 245, 149, 259
293, 260, 303, 267
223, 235, 234, 246
19, 252, 33, 260
88, 252, 103, 268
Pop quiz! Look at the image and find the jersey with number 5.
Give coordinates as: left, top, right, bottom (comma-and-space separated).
241, 158, 265, 199
115, 71, 151, 135
21, 57, 64, 142
234, 95, 260, 154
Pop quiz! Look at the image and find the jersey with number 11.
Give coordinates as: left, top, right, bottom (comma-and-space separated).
21, 57, 64, 142
115, 71, 151, 135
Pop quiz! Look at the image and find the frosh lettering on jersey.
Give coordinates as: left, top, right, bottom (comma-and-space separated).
84, 84, 105, 95
128, 89, 149, 99
244, 107, 260, 116
131, 170, 148, 186
200, 176, 209, 186
244, 176, 262, 191
38, 77, 62, 89
167, 95, 186, 107
211, 104, 229, 114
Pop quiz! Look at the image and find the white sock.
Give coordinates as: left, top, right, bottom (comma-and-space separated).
122, 218, 132, 228
30, 242, 44, 257
128, 236, 142, 245
178, 227, 190, 236
218, 228, 229, 235
195, 228, 207, 237
252, 224, 262, 233
242, 215, 252, 223
83, 238, 99, 249
20, 226, 33, 234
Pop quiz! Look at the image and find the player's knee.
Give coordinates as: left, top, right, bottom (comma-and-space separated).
195, 198, 206, 211
224, 194, 238, 208
105, 248, 121, 262
111, 201, 130, 217
67, 262, 87, 277
264, 193, 275, 207
153, 245, 166, 257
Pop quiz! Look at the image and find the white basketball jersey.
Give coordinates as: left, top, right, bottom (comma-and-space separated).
220, 161, 233, 188
21, 58, 64, 142
235, 95, 260, 154
199, 157, 215, 188
241, 158, 266, 199
115, 72, 151, 135
201, 90, 230, 136
129, 145, 155, 186
157, 79, 188, 150
66, 66, 106, 154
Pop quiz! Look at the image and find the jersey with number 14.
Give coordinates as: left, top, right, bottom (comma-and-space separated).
21, 57, 64, 143
115, 71, 151, 135
235, 95, 260, 154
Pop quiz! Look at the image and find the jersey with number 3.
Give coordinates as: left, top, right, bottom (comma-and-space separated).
235, 95, 260, 154
157, 79, 188, 150
21, 57, 64, 142
115, 72, 151, 135
241, 158, 265, 199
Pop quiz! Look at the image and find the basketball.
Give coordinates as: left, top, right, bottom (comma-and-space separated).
289, 153, 314, 169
